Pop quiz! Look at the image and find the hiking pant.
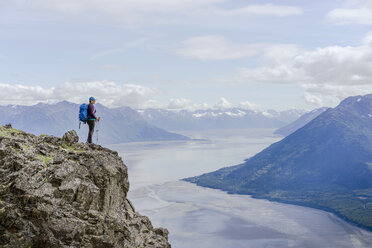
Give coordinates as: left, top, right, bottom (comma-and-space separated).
87, 119, 95, 143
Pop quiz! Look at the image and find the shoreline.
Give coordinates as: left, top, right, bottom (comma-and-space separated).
251, 195, 372, 232
184, 179, 372, 233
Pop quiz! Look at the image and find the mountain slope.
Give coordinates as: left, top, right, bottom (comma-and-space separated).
139, 108, 305, 131
185, 94, 372, 230
0, 101, 188, 144
274, 107, 328, 136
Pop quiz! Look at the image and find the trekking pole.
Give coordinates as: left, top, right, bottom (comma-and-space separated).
96, 119, 99, 144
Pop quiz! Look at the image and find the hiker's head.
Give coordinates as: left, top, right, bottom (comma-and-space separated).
89, 97, 96, 104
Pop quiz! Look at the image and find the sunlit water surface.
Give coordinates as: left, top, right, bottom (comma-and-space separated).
108, 129, 372, 248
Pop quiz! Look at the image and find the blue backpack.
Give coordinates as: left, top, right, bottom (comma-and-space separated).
79, 104, 88, 128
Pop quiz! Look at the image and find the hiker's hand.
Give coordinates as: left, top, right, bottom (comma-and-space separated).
97, 117, 101, 121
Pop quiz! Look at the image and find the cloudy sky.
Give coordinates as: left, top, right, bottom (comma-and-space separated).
1, 0, 372, 110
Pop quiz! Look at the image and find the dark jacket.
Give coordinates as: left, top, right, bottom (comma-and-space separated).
87, 103, 97, 120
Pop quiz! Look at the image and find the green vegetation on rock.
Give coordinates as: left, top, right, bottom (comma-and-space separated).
60, 142, 84, 153
0, 127, 171, 247
21, 144, 32, 150
36, 154, 53, 164
0, 125, 22, 138
60, 142, 74, 151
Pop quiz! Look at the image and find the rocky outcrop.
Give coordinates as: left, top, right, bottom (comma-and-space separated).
0, 125, 171, 248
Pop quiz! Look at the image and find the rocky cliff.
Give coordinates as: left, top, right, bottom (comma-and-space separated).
0, 124, 171, 248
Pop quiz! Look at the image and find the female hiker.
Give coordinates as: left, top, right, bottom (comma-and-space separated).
87, 96, 100, 144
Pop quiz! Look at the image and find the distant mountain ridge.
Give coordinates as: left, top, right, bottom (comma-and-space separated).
274, 107, 329, 136
185, 94, 372, 230
0, 101, 188, 144
138, 108, 306, 131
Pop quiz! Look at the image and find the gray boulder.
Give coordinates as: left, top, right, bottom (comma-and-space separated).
62, 130, 79, 145
0, 127, 171, 248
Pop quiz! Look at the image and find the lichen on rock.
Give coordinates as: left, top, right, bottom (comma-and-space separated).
0, 126, 171, 248
61, 130, 79, 146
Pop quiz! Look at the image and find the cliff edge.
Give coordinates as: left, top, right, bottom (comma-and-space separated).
0, 124, 171, 248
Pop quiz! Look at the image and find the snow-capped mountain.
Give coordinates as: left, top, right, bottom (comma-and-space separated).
137, 108, 306, 131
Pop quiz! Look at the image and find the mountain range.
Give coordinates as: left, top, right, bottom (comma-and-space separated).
0, 101, 188, 144
138, 108, 306, 131
185, 94, 372, 230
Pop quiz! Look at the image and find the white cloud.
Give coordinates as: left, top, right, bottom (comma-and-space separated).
231, 64, 306, 84
0, 81, 158, 108
175, 37, 302, 61
327, 0, 372, 25
165, 98, 210, 111
301, 83, 372, 105
32, 0, 303, 17
175, 35, 266, 60
167, 98, 193, 110
261, 44, 302, 65
215, 97, 233, 109
0, 81, 267, 112
160, 97, 262, 112
220, 32, 372, 106
25, 0, 302, 26
238, 101, 262, 111
303, 92, 323, 106
33, 0, 224, 14
0, 84, 53, 105
327, 7, 372, 25
210, 3, 303, 17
